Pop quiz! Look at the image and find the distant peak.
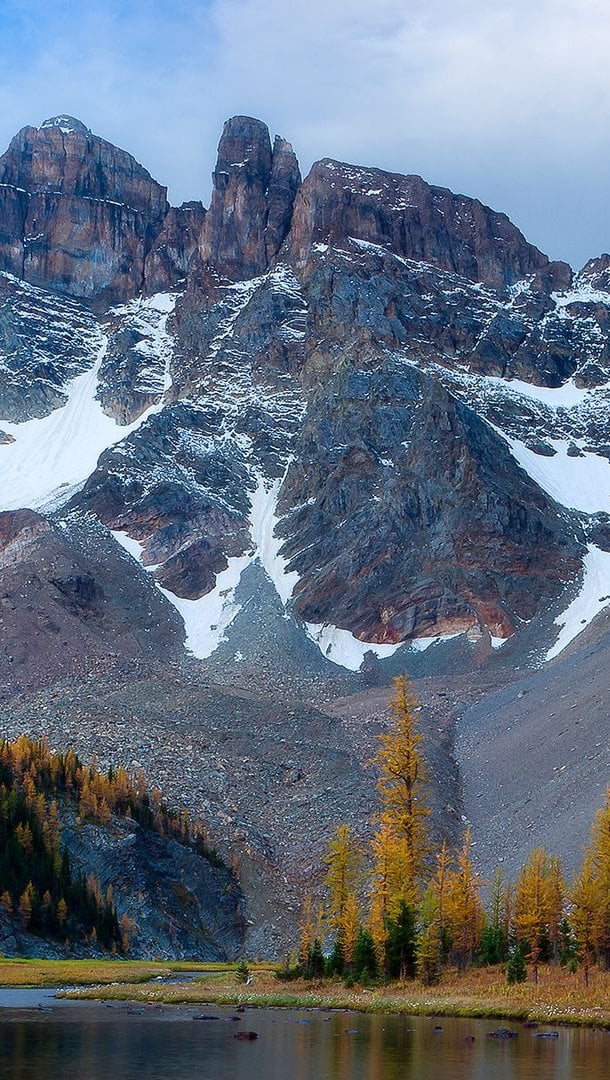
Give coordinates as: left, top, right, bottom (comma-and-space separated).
40, 116, 91, 136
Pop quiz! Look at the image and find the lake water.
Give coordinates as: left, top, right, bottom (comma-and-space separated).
0, 995, 608, 1079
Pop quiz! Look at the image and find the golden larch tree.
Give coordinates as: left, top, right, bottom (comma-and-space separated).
431, 840, 453, 971
324, 824, 362, 931
514, 847, 552, 984
372, 675, 430, 906
588, 788, 610, 969
446, 829, 483, 971
570, 858, 599, 987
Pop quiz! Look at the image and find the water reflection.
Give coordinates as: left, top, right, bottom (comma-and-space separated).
0, 1005, 607, 1080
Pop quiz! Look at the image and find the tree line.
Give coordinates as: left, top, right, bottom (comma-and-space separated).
295, 676, 610, 987
0, 734, 222, 951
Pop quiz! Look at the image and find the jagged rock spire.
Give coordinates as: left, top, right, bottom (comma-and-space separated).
197, 116, 301, 282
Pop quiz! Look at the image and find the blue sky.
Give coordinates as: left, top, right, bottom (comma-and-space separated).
0, 0, 608, 268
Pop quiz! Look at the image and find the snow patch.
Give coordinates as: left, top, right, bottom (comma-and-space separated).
248, 475, 299, 604
111, 529, 161, 572
490, 636, 509, 649
158, 556, 252, 659
487, 377, 590, 408
553, 283, 610, 308
0, 332, 170, 513
304, 622, 403, 671
546, 546, 610, 660
409, 633, 463, 652
111, 526, 252, 659
111, 530, 146, 562
505, 437, 610, 514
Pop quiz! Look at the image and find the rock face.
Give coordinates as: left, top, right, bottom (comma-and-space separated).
0, 271, 100, 421
0, 795, 244, 961
196, 116, 301, 283
0, 116, 202, 305
63, 812, 244, 961
283, 159, 553, 288
144, 201, 206, 294
278, 364, 582, 642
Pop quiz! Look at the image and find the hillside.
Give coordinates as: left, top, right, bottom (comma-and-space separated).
0, 736, 243, 960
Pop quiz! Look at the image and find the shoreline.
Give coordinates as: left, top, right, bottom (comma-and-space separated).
0, 960, 607, 1031
59, 982, 610, 1031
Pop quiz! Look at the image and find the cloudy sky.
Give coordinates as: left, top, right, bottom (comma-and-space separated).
0, 0, 608, 268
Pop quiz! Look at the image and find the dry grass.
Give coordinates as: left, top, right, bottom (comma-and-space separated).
0, 959, 272, 987
61, 965, 610, 1027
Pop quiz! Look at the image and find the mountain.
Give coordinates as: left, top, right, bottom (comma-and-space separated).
0, 114, 609, 951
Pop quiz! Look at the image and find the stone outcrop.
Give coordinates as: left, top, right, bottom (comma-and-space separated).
283, 158, 550, 289
196, 116, 300, 283
0, 116, 202, 306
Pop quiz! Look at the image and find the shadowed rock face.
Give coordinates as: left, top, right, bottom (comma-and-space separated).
0, 117, 203, 305
278, 363, 583, 641
196, 116, 301, 283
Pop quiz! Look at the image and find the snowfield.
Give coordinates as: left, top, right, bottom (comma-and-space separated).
0, 293, 177, 513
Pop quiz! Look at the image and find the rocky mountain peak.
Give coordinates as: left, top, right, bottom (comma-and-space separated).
0, 118, 167, 213
578, 253, 610, 291
40, 115, 92, 136
283, 157, 550, 289
0, 117, 202, 305
197, 115, 300, 283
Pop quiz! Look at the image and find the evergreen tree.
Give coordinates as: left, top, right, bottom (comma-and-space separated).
558, 916, 578, 970
481, 867, 508, 965
506, 942, 527, 984
305, 939, 325, 979
386, 900, 416, 980
352, 927, 378, 982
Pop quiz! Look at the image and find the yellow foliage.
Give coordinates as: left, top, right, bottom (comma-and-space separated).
445, 829, 483, 970
324, 824, 362, 929
371, 675, 430, 910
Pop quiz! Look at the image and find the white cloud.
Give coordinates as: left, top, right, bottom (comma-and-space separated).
0, 0, 609, 267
